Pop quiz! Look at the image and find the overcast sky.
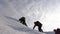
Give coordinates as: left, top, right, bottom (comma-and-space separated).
0, 0, 60, 32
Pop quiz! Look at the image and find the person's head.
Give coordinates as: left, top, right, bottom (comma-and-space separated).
34, 21, 40, 24
36, 21, 39, 22
21, 17, 25, 19
54, 29, 57, 32
19, 17, 25, 21
57, 28, 60, 31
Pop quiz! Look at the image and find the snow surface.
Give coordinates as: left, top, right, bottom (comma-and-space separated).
0, 15, 45, 34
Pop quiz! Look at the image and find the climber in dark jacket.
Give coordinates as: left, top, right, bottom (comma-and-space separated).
33, 21, 43, 32
19, 17, 27, 26
54, 28, 60, 34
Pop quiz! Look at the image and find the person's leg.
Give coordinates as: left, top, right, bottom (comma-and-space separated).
38, 27, 41, 32
23, 21, 27, 26
40, 29, 43, 32
38, 27, 43, 32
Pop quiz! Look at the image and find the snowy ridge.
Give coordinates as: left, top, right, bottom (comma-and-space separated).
0, 16, 45, 34
44, 32, 55, 34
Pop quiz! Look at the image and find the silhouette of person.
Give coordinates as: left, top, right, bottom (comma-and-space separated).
19, 17, 27, 26
57, 28, 60, 34
54, 29, 57, 34
33, 21, 43, 32
54, 28, 60, 34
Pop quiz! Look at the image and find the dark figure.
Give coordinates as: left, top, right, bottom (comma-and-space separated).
57, 28, 60, 34
54, 29, 57, 34
19, 17, 27, 26
33, 21, 43, 32
54, 28, 60, 34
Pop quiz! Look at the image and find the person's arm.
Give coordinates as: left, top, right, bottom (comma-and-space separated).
33, 25, 36, 29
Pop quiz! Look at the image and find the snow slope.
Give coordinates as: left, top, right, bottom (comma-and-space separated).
0, 15, 45, 34
44, 32, 55, 34
0, 0, 56, 34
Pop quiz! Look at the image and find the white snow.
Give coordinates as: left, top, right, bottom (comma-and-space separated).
0, 15, 45, 34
